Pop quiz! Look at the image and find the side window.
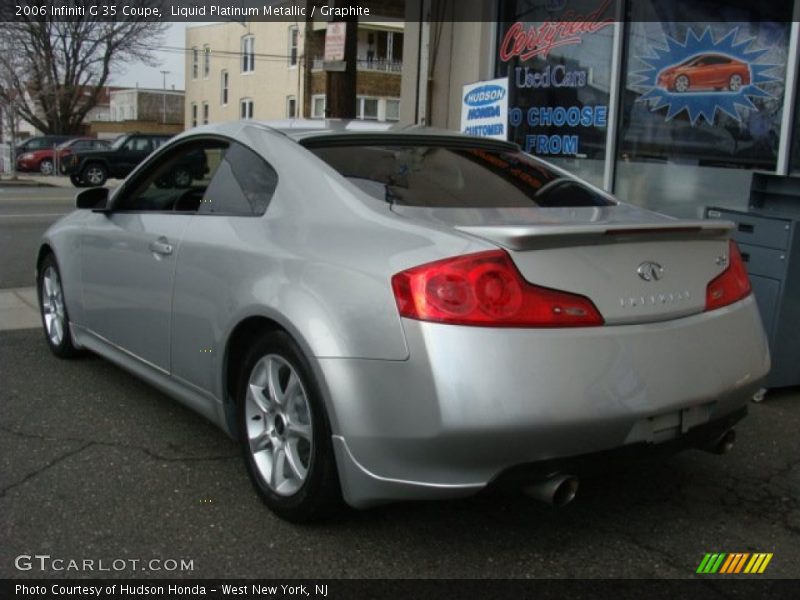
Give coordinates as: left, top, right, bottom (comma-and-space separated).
114, 139, 227, 213
132, 138, 153, 153
199, 142, 277, 216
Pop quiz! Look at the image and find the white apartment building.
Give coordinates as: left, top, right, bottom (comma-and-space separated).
184, 18, 403, 128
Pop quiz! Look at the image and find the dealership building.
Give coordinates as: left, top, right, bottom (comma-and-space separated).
400, 0, 797, 219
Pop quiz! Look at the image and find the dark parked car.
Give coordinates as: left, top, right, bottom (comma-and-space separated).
15, 135, 73, 159
65, 133, 174, 187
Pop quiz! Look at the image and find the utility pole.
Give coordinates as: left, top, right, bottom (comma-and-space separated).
325, 5, 358, 119
160, 70, 170, 123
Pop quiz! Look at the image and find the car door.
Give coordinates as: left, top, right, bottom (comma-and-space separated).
80, 140, 207, 372
169, 140, 278, 394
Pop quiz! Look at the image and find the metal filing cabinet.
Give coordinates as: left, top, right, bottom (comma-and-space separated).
705, 173, 800, 389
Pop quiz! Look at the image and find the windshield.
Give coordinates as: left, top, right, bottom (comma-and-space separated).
110, 135, 129, 150
308, 144, 614, 208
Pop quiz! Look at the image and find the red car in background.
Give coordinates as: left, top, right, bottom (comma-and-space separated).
16, 137, 110, 175
658, 53, 750, 93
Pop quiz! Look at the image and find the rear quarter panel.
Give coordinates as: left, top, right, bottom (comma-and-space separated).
168, 126, 491, 407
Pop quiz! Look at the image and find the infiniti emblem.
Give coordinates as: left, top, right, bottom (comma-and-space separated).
637, 261, 664, 282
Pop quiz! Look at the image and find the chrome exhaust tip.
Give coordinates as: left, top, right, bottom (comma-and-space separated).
715, 429, 736, 455
522, 473, 579, 507
701, 429, 736, 455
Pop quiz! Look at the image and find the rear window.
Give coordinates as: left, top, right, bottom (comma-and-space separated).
308, 144, 613, 208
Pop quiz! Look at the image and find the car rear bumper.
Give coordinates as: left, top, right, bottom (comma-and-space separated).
319, 296, 769, 508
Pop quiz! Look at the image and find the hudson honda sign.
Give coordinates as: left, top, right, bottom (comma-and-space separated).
460, 78, 509, 140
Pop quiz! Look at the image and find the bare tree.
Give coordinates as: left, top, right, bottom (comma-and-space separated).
2, 98, 22, 179
0, 12, 167, 134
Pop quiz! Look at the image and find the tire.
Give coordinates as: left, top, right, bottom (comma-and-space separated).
728, 73, 743, 92
237, 331, 341, 522
172, 167, 193, 189
39, 158, 54, 176
674, 75, 689, 93
37, 254, 81, 359
81, 162, 107, 187
69, 173, 85, 187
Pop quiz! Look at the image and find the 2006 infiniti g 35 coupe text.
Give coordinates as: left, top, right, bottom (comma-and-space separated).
37, 121, 769, 521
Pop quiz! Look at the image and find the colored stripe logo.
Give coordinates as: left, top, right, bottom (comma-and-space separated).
697, 552, 773, 574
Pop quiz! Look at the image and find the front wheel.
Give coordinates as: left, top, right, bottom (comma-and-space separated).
39, 158, 54, 175
69, 173, 86, 187
82, 163, 107, 187
674, 75, 690, 93
237, 331, 341, 522
37, 254, 81, 358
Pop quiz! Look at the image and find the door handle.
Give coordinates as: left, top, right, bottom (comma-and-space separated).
149, 238, 174, 256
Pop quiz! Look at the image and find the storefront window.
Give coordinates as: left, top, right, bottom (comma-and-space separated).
616, 1, 791, 217
790, 80, 800, 173
496, 0, 617, 186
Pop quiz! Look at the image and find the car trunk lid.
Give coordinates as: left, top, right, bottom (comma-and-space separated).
391, 205, 734, 325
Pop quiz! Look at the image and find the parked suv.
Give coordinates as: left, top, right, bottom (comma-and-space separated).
65, 133, 174, 187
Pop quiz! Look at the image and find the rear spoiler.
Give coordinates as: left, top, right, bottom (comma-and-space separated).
456, 220, 735, 250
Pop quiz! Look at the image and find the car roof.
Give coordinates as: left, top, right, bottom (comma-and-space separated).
182, 119, 520, 151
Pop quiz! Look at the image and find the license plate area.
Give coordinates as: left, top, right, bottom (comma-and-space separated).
625, 402, 714, 444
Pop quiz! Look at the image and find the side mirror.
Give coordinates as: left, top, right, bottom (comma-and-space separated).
75, 187, 110, 211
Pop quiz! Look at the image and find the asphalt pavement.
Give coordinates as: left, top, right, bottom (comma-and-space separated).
0, 185, 76, 289
0, 326, 798, 579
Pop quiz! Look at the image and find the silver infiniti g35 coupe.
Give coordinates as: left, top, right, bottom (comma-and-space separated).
36, 120, 770, 521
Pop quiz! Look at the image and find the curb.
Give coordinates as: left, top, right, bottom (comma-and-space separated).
0, 179, 57, 188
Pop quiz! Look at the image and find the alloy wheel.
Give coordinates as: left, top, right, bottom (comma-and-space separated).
173, 169, 192, 188
244, 354, 313, 497
85, 166, 105, 186
675, 75, 689, 93
729, 74, 743, 92
41, 266, 65, 346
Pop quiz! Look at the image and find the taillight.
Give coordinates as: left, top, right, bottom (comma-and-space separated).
391, 250, 604, 327
705, 240, 752, 311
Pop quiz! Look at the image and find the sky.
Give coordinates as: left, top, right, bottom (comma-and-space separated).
109, 23, 213, 91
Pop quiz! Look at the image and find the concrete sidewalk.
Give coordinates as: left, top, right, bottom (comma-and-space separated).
0, 175, 121, 188
0, 287, 40, 331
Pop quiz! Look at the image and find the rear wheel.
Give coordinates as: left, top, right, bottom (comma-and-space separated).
37, 254, 81, 358
39, 158, 54, 176
172, 167, 193, 188
237, 331, 341, 522
82, 163, 107, 187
